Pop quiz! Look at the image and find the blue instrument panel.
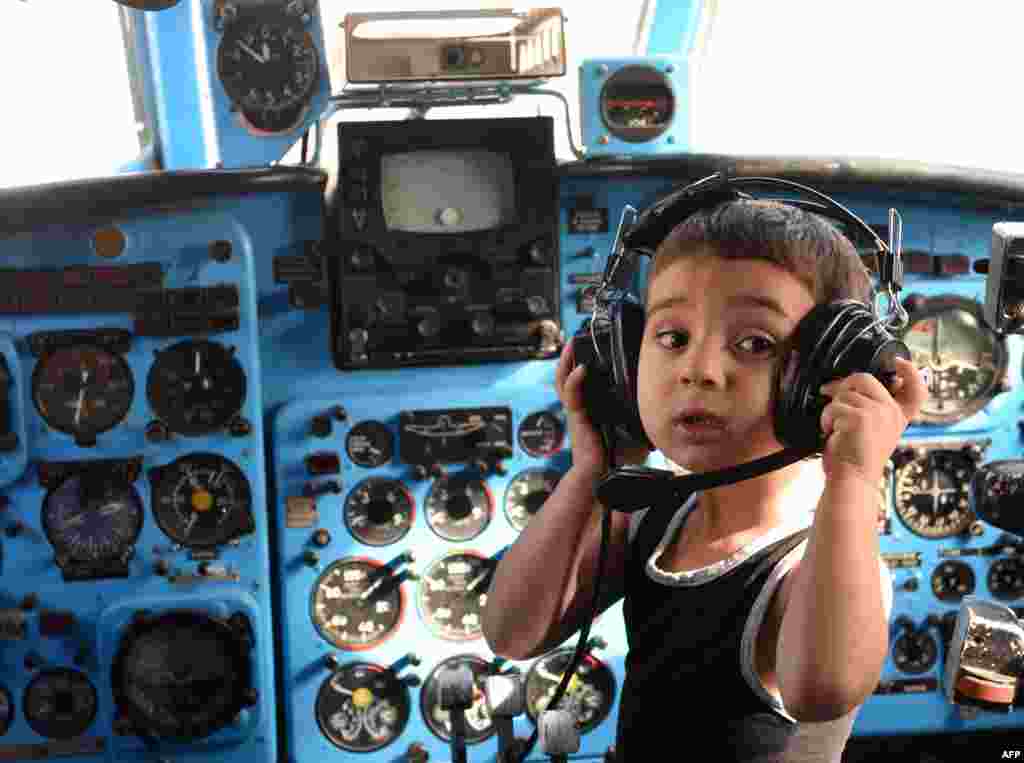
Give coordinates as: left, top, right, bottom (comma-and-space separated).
3, 155, 1024, 763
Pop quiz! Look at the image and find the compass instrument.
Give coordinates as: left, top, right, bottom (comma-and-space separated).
315, 662, 411, 752
23, 668, 97, 739
894, 448, 977, 539
149, 453, 254, 549
900, 296, 1007, 424
417, 551, 498, 641
517, 411, 564, 457
525, 649, 615, 733
987, 557, 1024, 600
599, 64, 676, 142
504, 468, 561, 532
425, 473, 493, 542
216, 17, 320, 133
931, 560, 976, 602
343, 478, 414, 546
111, 610, 257, 740
420, 655, 494, 743
311, 558, 405, 650
346, 420, 394, 468
42, 472, 143, 580
147, 339, 246, 436
32, 344, 134, 443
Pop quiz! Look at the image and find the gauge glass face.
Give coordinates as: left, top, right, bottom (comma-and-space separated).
901, 301, 1004, 424
315, 662, 410, 752
892, 632, 937, 675
420, 656, 494, 743
344, 478, 413, 546
517, 412, 564, 457
217, 21, 319, 114
987, 557, 1024, 600
311, 559, 403, 650
147, 339, 246, 436
42, 475, 143, 563
525, 650, 615, 733
425, 474, 492, 542
599, 65, 675, 142
346, 421, 394, 468
23, 669, 97, 739
894, 450, 975, 539
32, 345, 134, 438
930, 560, 976, 602
417, 551, 494, 641
114, 612, 249, 739
504, 468, 560, 532
150, 453, 253, 548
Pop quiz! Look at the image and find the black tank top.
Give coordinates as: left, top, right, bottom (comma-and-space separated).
614, 498, 811, 762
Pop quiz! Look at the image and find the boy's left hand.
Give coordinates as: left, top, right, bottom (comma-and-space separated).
818, 356, 928, 486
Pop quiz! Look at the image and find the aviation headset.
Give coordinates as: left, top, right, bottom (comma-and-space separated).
572, 172, 912, 483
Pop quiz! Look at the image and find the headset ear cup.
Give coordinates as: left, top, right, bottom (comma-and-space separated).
610, 298, 653, 449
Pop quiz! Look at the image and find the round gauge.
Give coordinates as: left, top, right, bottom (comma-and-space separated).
217, 20, 319, 121
0, 684, 11, 736
343, 478, 414, 546
599, 64, 676, 143
315, 662, 410, 753
504, 468, 561, 532
417, 551, 496, 641
931, 560, 976, 602
149, 453, 254, 549
32, 345, 134, 440
525, 649, 615, 733
987, 557, 1024, 600
892, 631, 938, 675
900, 297, 1006, 425
111, 611, 255, 740
346, 421, 394, 468
894, 450, 975, 539
42, 474, 143, 566
425, 473, 493, 542
147, 339, 246, 436
518, 412, 565, 457
23, 669, 97, 739
420, 655, 494, 743
311, 559, 404, 650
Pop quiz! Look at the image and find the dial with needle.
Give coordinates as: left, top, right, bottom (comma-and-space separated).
237, 39, 266, 63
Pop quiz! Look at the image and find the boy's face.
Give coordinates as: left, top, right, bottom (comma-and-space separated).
637, 248, 816, 472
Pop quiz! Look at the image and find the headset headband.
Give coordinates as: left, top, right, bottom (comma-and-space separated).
598, 172, 909, 332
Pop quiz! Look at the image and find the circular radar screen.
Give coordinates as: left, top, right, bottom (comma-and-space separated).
420, 655, 495, 743
525, 650, 615, 733
32, 345, 134, 441
316, 662, 410, 753
504, 468, 561, 532
111, 611, 255, 740
23, 669, 97, 739
417, 551, 496, 641
312, 559, 404, 650
344, 478, 414, 546
42, 474, 143, 566
147, 339, 246, 436
216, 19, 319, 130
425, 473, 493, 542
149, 453, 254, 549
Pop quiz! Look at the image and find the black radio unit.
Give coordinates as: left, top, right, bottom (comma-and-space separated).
330, 117, 561, 369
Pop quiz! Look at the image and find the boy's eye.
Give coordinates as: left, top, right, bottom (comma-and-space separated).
654, 330, 687, 349
736, 335, 776, 355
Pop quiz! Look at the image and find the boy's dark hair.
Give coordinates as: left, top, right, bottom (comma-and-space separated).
645, 199, 874, 306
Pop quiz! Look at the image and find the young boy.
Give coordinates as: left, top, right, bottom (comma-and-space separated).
482, 198, 927, 761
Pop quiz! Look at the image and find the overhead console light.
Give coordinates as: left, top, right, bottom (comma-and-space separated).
343, 7, 567, 83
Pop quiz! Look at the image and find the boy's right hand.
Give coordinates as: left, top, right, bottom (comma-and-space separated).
555, 341, 651, 478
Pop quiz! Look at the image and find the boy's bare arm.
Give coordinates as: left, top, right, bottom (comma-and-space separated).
774, 470, 887, 722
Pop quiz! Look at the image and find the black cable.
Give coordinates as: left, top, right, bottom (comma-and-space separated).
517, 426, 617, 761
